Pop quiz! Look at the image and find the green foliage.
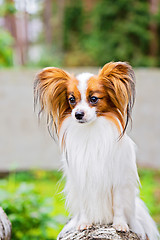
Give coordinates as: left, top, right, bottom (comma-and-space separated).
0, 1, 16, 16
84, 0, 152, 67
139, 169, 160, 230
0, 1, 16, 67
0, 184, 56, 239
0, 171, 67, 240
62, 0, 160, 67
63, 0, 84, 50
1, 0, 160, 67
0, 29, 14, 67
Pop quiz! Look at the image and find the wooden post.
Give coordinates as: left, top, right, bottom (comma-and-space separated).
58, 224, 140, 240
0, 207, 11, 240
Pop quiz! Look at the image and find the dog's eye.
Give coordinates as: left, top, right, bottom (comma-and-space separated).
69, 96, 76, 105
89, 96, 99, 104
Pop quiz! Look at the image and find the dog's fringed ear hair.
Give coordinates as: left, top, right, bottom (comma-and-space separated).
34, 67, 71, 137
99, 62, 135, 135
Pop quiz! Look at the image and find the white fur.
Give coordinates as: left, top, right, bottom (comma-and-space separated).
76, 73, 93, 100
57, 72, 159, 240
72, 73, 97, 124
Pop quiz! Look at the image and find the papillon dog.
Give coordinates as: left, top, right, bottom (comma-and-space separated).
34, 62, 160, 240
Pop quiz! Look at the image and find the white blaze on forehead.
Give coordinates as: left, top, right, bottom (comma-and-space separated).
72, 72, 97, 123
76, 73, 94, 101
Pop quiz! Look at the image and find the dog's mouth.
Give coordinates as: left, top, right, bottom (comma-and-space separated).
77, 119, 87, 124
76, 118, 96, 125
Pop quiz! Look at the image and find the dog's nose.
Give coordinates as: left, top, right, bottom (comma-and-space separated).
75, 111, 84, 120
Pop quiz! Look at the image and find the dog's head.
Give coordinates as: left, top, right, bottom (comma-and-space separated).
34, 62, 135, 136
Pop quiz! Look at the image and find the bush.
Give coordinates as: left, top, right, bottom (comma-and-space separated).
0, 171, 67, 240
84, 0, 152, 67
63, 0, 84, 50
61, 0, 160, 67
0, 29, 14, 67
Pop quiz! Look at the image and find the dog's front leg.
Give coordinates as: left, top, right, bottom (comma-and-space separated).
57, 216, 78, 240
77, 210, 92, 231
112, 187, 129, 232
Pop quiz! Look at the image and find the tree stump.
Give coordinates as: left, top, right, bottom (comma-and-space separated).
0, 207, 11, 240
58, 224, 140, 240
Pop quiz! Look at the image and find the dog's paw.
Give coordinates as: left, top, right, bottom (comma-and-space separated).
57, 217, 77, 239
113, 222, 129, 232
77, 223, 92, 231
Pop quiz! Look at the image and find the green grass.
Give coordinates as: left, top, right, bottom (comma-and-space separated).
0, 168, 159, 239
139, 169, 160, 230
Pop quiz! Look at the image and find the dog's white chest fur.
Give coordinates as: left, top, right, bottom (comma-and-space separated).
60, 116, 136, 224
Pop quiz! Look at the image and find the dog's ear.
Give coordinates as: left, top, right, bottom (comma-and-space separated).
99, 62, 135, 134
34, 67, 71, 135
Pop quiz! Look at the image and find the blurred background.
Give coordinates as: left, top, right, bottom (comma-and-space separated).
0, 0, 160, 239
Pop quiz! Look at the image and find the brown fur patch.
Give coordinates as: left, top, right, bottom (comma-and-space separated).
67, 77, 81, 108
34, 67, 72, 135
98, 62, 135, 134
86, 76, 105, 103
105, 113, 122, 134
87, 79, 122, 133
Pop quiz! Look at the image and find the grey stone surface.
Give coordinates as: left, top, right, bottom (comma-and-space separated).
0, 67, 160, 171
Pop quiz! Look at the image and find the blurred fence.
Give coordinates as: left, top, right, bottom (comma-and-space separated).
0, 67, 160, 171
